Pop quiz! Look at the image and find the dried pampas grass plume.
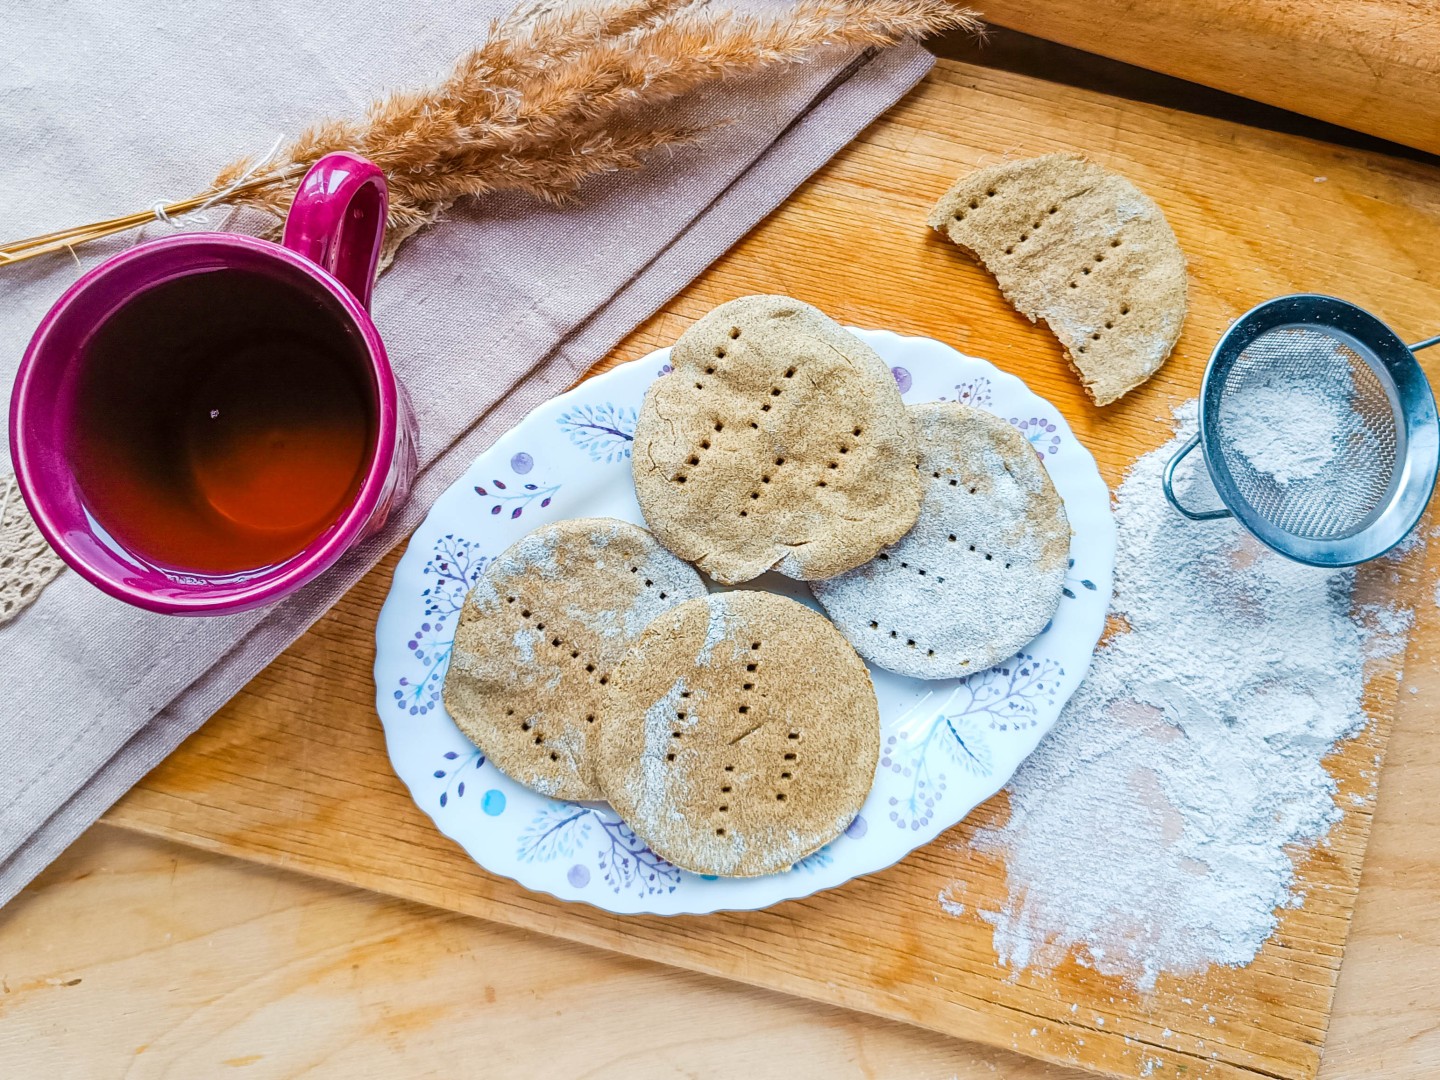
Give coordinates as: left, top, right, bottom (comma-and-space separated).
2, 0, 980, 269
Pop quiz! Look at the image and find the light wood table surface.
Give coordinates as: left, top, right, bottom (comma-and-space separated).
4, 32, 1440, 1080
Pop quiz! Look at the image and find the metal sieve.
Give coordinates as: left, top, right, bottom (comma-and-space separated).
1162, 295, 1439, 567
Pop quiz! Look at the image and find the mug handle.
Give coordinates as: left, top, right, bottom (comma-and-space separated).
281, 152, 388, 310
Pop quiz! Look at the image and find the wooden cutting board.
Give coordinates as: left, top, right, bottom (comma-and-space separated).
102, 58, 1440, 1080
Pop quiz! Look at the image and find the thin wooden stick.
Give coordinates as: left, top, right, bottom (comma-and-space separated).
4, 211, 163, 252
0, 222, 146, 266
0, 167, 307, 266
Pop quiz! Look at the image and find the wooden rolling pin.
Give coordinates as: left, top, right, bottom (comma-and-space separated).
975, 0, 1440, 157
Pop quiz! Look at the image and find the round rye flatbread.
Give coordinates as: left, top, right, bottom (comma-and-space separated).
443, 518, 705, 799
632, 295, 922, 585
927, 153, 1187, 406
811, 403, 1071, 679
595, 591, 880, 877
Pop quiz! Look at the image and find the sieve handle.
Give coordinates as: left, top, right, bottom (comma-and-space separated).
1410, 334, 1440, 353
1162, 433, 1233, 521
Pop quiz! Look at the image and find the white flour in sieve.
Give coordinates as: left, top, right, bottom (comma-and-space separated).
1220, 365, 1349, 486
946, 402, 1415, 990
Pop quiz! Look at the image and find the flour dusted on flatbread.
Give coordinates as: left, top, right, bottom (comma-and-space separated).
632, 295, 921, 584
595, 591, 879, 876
443, 518, 705, 799
812, 403, 1070, 678
929, 154, 1187, 406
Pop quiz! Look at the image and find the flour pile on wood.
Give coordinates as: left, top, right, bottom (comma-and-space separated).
947, 403, 1413, 990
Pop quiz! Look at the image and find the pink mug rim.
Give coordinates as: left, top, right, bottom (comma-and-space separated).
9, 231, 401, 616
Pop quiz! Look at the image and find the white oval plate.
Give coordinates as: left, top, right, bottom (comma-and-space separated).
374, 330, 1115, 915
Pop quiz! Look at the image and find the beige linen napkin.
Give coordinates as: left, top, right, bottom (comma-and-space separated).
0, 0, 932, 904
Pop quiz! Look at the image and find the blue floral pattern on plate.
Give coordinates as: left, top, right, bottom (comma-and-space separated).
1011, 414, 1062, 457
374, 329, 1116, 915
954, 377, 993, 408
514, 803, 682, 897
557, 402, 637, 462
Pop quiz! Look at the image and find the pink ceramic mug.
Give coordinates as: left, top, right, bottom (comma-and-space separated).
9, 152, 417, 615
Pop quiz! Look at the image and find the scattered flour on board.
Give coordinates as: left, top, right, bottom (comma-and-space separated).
952, 402, 1418, 991
1359, 602, 1414, 661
